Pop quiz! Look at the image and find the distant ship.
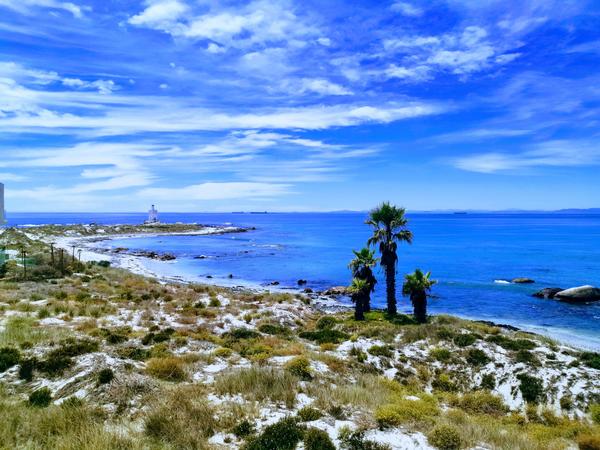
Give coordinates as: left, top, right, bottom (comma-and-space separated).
453, 211, 468, 215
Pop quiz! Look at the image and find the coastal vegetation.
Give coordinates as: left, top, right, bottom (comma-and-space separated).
0, 216, 599, 449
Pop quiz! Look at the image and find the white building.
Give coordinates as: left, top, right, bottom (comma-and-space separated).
145, 204, 159, 224
0, 183, 5, 224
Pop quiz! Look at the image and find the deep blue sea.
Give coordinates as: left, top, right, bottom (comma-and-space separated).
8, 212, 600, 349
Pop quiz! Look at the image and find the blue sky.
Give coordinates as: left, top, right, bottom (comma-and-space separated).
0, 0, 599, 212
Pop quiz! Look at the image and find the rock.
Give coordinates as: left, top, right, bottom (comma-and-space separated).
323, 286, 348, 296
303, 288, 313, 294
228, 274, 234, 279
159, 253, 176, 261
270, 281, 280, 286
194, 255, 207, 259
206, 275, 213, 279
297, 279, 307, 286
554, 285, 600, 303
512, 277, 535, 284
532, 288, 563, 299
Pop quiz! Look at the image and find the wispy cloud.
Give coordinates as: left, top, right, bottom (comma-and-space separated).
452, 140, 600, 173
0, 0, 85, 17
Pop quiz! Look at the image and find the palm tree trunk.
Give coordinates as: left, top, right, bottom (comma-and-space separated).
354, 295, 365, 320
364, 295, 371, 313
385, 262, 396, 316
412, 291, 427, 323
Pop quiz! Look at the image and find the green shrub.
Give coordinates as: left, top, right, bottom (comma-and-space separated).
338, 427, 391, 450
105, 332, 128, 345
117, 346, 150, 361
213, 347, 233, 358
590, 403, 600, 424
559, 395, 573, 411
427, 425, 462, 450
146, 357, 187, 381
97, 368, 114, 385
368, 345, 393, 358
375, 398, 439, 427
38, 354, 73, 376
486, 335, 536, 351
209, 297, 221, 307
304, 428, 335, 450
578, 434, 600, 450
49, 338, 99, 358
285, 356, 312, 380
430, 347, 452, 362
432, 373, 457, 392
258, 323, 289, 335
580, 352, 600, 370
0, 346, 21, 372
517, 374, 544, 403
232, 419, 256, 438
242, 417, 304, 450
465, 348, 490, 366
349, 346, 367, 362
479, 373, 495, 390
297, 406, 323, 422
453, 391, 507, 416
299, 329, 349, 344
316, 316, 337, 330
453, 333, 477, 347
225, 328, 260, 340
515, 350, 540, 366
328, 404, 347, 420
18, 358, 36, 381
28, 387, 53, 407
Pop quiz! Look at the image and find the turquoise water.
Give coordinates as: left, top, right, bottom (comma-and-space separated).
10, 212, 600, 348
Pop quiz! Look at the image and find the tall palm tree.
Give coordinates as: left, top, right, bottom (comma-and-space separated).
366, 202, 413, 315
402, 269, 437, 323
348, 247, 378, 312
348, 278, 370, 320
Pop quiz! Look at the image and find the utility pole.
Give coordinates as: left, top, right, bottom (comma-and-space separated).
50, 242, 55, 266
77, 249, 82, 262
71, 245, 76, 263
59, 249, 64, 275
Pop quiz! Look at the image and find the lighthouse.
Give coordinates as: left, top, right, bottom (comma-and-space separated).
145, 204, 159, 224
0, 182, 5, 225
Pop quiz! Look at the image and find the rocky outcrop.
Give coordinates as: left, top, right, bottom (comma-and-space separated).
532, 288, 563, 299
297, 279, 307, 286
554, 285, 600, 303
512, 277, 535, 284
323, 286, 348, 296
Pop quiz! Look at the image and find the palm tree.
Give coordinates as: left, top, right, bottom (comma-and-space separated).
366, 202, 413, 315
348, 278, 370, 320
402, 269, 437, 323
348, 247, 378, 312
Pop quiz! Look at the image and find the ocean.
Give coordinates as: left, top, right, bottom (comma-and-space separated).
9, 212, 600, 349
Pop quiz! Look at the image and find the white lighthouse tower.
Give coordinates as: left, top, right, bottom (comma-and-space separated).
0, 182, 6, 225
145, 204, 159, 224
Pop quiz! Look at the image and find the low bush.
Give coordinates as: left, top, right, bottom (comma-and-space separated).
578, 434, 600, 450
145, 357, 187, 381
430, 347, 452, 362
232, 419, 256, 438
515, 350, 540, 366
479, 373, 496, 390
559, 395, 573, 411
316, 316, 337, 330
590, 403, 600, 424
580, 352, 600, 370
18, 358, 36, 381
486, 335, 536, 351
299, 329, 349, 344
28, 387, 53, 407
432, 373, 457, 392
213, 347, 233, 358
37, 354, 73, 376
466, 348, 490, 366
517, 373, 544, 403
242, 417, 304, 450
297, 406, 323, 422
427, 425, 462, 450
453, 333, 478, 347
338, 427, 391, 450
258, 323, 289, 335
368, 345, 393, 358
49, 338, 99, 358
375, 397, 439, 427
0, 346, 21, 372
452, 391, 507, 416
285, 356, 312, 380
304, 428, 335, 450
225, 328, 260, 340
97, 368, 114, 385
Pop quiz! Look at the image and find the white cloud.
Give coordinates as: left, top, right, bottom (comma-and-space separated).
140, 182, 291, 200
128, 0, 188, 28
385, 64, 431, 82
0, 0, 84, 17
452, 140, 600, 173
206, 42, 225, 54
294, 78, 353, 96
0, 172, 27, 182
391, 1, 423, 17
